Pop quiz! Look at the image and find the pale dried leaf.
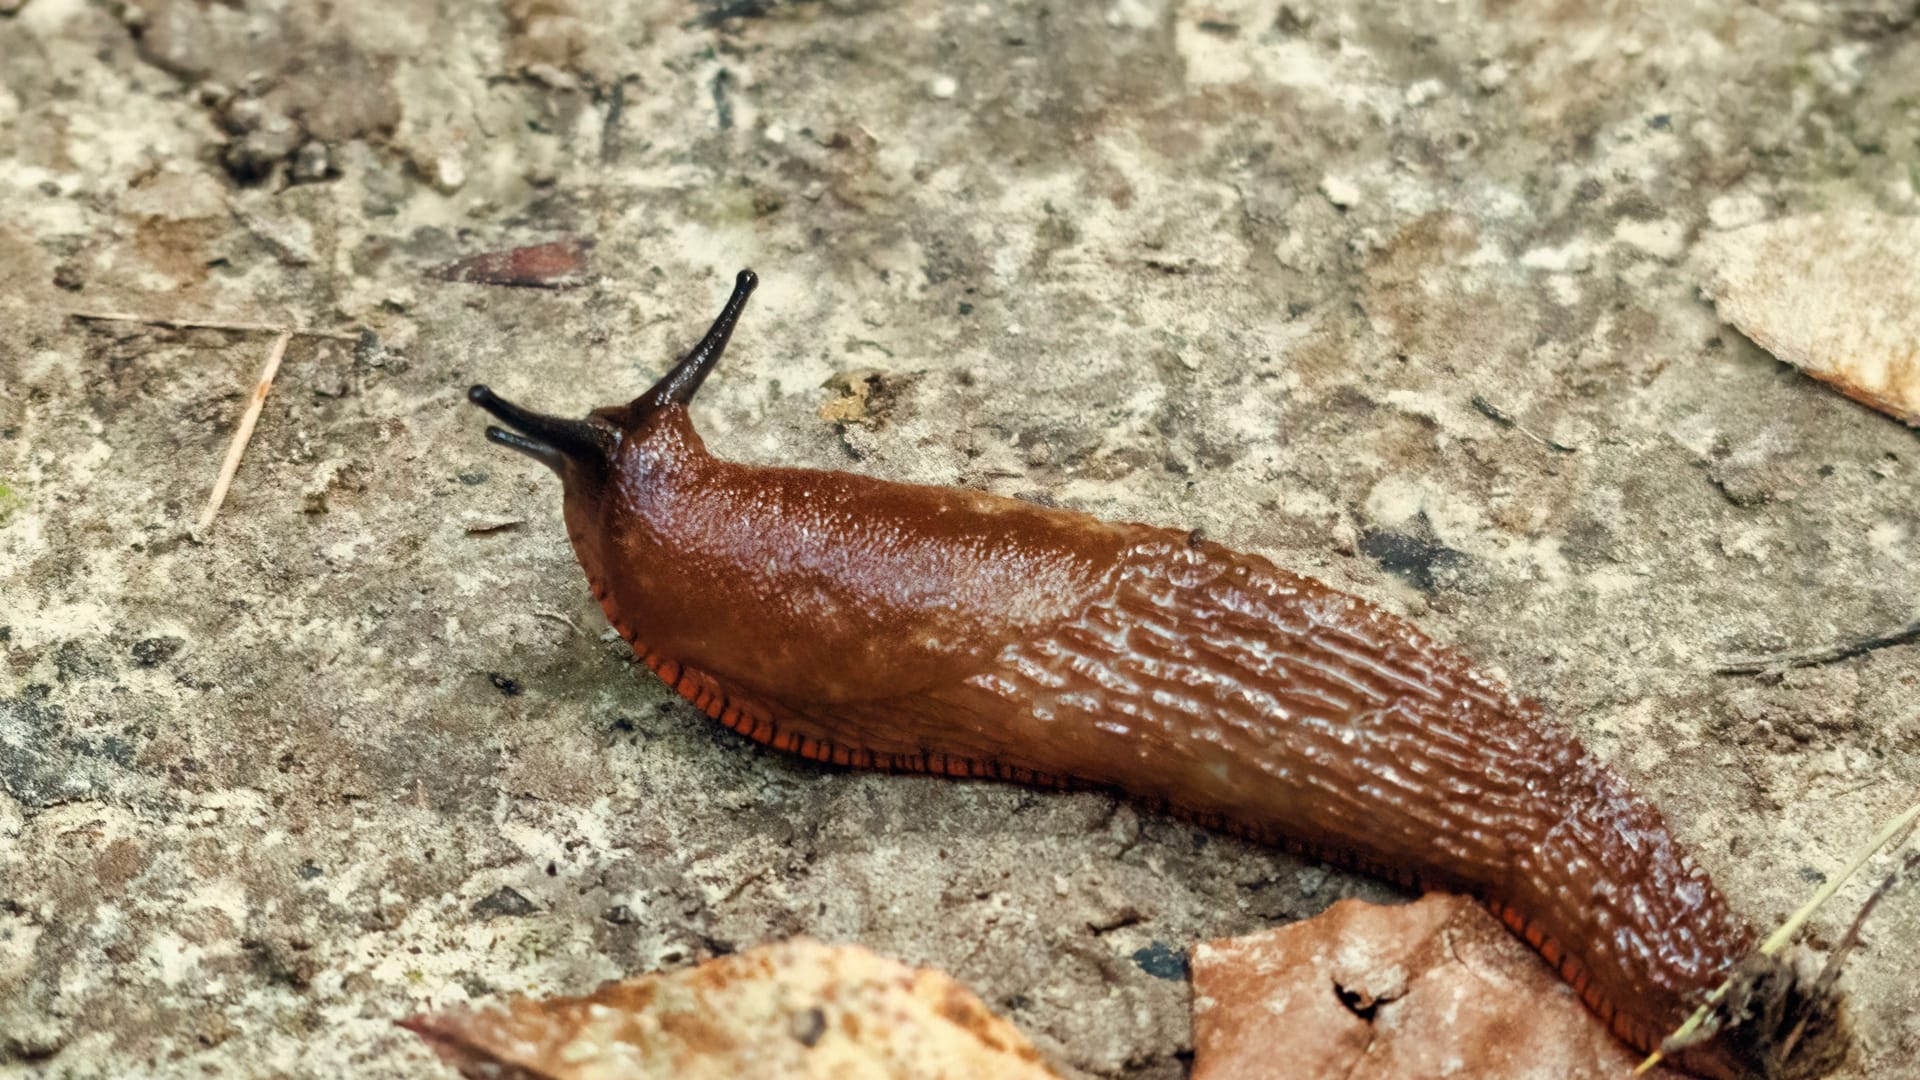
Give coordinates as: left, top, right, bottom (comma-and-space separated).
404, 938, 1060, 1080
1695, 211, 1920, 426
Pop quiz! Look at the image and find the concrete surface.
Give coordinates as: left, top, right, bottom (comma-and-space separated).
2, 0, 1917, 1076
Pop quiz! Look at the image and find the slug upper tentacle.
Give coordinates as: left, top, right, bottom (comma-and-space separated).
469, 269, 1847, 1080
636, 267, 757, 411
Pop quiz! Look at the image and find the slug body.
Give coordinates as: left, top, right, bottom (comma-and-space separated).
471, 271, 1841, 1079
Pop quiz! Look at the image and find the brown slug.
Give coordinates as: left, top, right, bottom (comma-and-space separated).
469, 269, 1844, 1079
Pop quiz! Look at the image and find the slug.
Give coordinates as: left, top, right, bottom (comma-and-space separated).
469, 270, 1843, 1079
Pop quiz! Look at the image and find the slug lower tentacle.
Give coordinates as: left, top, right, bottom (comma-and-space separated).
469, 269, 1846, 1079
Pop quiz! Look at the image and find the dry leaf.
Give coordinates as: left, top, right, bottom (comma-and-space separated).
435, 238, 596, 289
1190, 894, 1679, 1080
817, 369, 889, 426
1695, 211, 1920, 426
404, 938, 1060, 1080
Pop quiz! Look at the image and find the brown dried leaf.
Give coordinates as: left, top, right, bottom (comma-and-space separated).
1190, 895, 1680, 1080
434, 238, 596, 290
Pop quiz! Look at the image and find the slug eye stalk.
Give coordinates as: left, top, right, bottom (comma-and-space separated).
467, 267, 756, 472
636, 268, 758, 411
467, 384, 613, 476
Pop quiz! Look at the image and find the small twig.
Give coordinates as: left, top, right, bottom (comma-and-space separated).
1716, 618, 1920, 675
599, 77, 628, 164
198, 330, 292, 531
1758, 800, 1920, 956
687, 0, 781, 29
534, 610, 586, 638
1780, 846, 1920, 1061
1469, 394, 1577, 453
69, 310, 360, 342
1633, 799, 1920, 1074
1811, 846, 1920, 996
463, 517, 525, 535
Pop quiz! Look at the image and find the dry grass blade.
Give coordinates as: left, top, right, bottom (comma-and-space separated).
197, 330, 293, 532
1633, 799, 1920, 1074
69, 309, 361, 341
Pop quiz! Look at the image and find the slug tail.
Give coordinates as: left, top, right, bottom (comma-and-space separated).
1670, 949, 1849, 1080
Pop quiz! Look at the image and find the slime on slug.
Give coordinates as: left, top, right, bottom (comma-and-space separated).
469, 269, 1846, 1079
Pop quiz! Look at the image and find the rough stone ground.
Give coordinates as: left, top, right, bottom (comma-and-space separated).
1, 0, 1916, 1077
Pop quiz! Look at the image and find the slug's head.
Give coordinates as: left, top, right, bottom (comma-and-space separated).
466, 268, 757, 498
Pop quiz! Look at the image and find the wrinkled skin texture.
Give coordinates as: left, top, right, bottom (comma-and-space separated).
473, 278, 1843, 1079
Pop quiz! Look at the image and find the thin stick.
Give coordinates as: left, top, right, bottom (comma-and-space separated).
197, 330, 293, 531
69, 310, 360, 342
1759, 800, 1920, 955
1633, 798, 1920, 1074
534, 610, 586, 638
1771, 846, 1920, 1063
1812, 847, 1920, 996
1716, 618, 1920, 675
1469, 393, 1578, 453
